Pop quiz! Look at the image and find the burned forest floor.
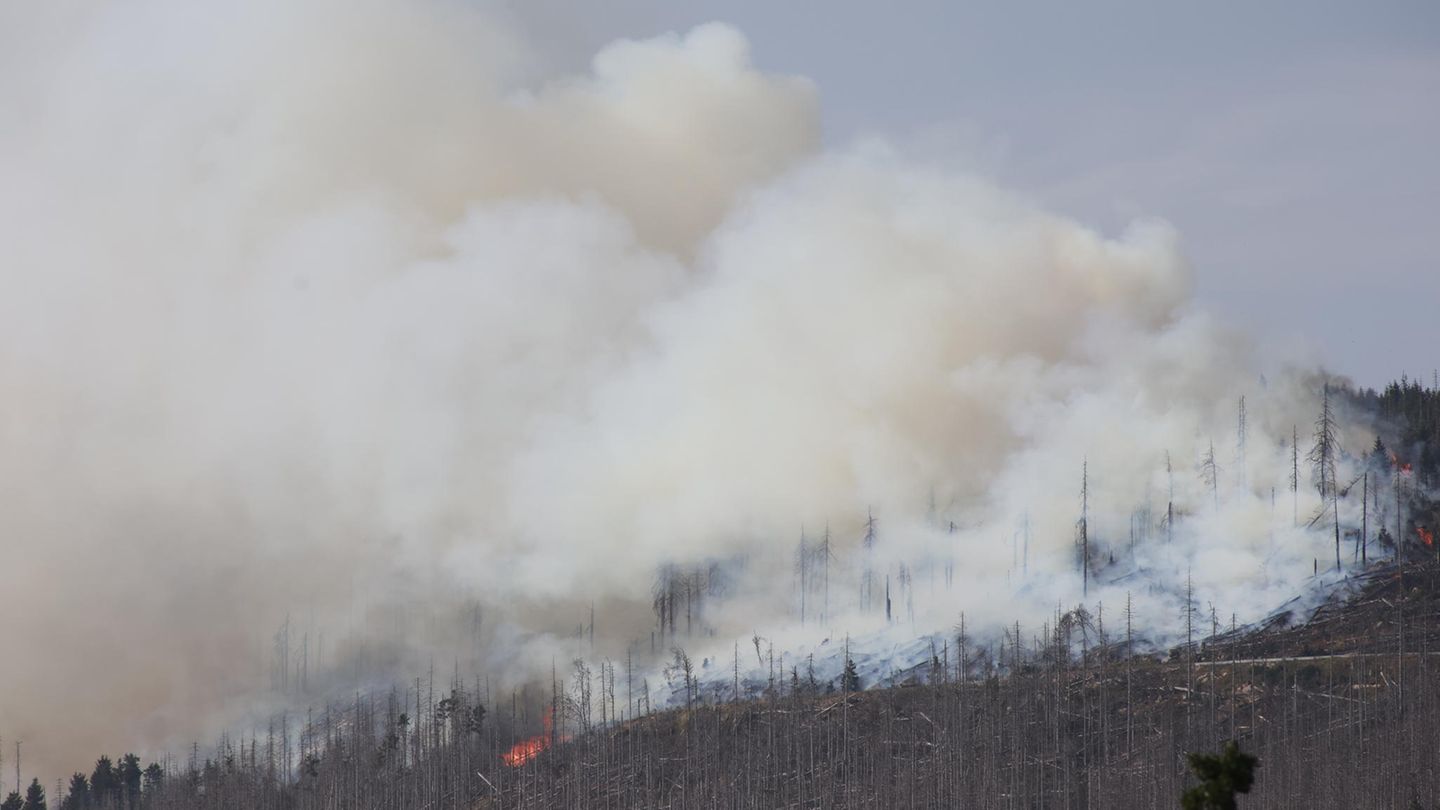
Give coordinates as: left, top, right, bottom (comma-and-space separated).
489, 557, 1440, 810
116, 556, 1440, 810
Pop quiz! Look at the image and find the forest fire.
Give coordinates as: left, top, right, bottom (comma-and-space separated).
502, 709, 557, 767
1391, 451, 1414, 475
1419, 527, 1435, 548
503, 735, 549, 767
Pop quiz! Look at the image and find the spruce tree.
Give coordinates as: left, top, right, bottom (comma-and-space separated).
841, 655, 861, 693
142, 762, 165, 794
88, 757, 116, 805
59, 774, 86, 810
117, 754, 141, 803
1181, 741, 1257, 810
20, 779, 43, 810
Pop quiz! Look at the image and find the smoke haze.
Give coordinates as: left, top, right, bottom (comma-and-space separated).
0, 0, 1374, 781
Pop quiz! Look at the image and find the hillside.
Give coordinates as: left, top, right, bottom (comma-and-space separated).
37, 554, 1440, 810
482, 558, 1440, 810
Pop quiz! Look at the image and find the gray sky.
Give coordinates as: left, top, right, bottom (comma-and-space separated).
509, 0, 1439, 388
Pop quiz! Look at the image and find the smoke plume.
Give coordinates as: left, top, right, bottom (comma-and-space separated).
0, 0, 1369, 781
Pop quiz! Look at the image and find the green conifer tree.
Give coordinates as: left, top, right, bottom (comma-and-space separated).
1181, 741, 1258, 810
20, 779, 44, 810
841, 656, 861, 693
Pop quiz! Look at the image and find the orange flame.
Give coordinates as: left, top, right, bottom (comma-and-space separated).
502, 708, 562, 767
1388, 451, 1414, 474
502, 735, 549, 767
1419, 527, 1434, 548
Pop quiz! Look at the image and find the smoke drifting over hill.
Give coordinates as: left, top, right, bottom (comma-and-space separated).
0, 0, 1375, 780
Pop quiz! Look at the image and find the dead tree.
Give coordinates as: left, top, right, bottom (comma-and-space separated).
1200, 439, 1220, 513
1078, 459, 1090, 596
1022, 511, 1031, 576
819, 523, 833, 625
861, 508, 878, 613
1362, 472, 1369, 564
1235, 395, 1247, 490
1310, 382, 1342, 570
1292, 425, 1301, 526
796, 526, 810, 625
1165, 451, 1176, 544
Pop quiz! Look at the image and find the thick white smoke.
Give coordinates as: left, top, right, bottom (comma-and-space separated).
0, 0, 1369, 781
